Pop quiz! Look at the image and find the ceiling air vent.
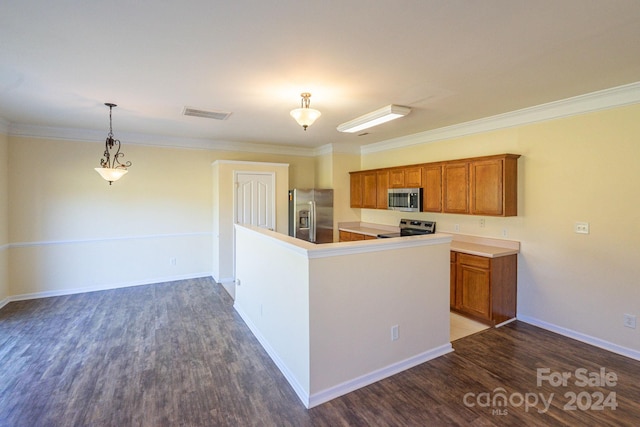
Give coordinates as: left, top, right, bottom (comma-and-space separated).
182, 106, 232, 120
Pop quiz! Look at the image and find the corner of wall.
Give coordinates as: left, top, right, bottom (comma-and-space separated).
0, 132, 9, 303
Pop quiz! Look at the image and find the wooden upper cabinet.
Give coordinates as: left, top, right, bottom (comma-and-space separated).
443, 162, 470, 214
362, 171, 378, 209
389, 169, 405, 188
423, 164, 443, 212
350, 170, 378, 209
470, 154, 520, 216
389, 167, 423, 188
376, 170, 389, 209
350, 172, 363, 208
349, 153, 519, 216
404, 167, 423, 187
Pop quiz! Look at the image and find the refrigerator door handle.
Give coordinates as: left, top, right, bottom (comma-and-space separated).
309, 200, 316, 243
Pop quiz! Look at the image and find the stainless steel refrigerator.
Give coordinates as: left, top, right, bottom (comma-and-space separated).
288, 189, 334, 243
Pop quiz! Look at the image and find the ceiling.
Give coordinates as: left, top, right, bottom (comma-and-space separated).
1, 0, 640, 149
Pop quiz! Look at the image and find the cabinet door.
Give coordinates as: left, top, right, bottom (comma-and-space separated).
450, 251, 457, 308
389, 169, 405, 188
350, 173, 363, 208
404, 167, 423, 187
424, 164, 443, 212
457, 255, 491, 321
362, 172, 378, 208
376, 170, 389, 209
470, 158, 503, 216
443, 162, 469, 213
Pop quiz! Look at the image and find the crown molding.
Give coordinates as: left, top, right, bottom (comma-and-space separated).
361, 81, 640, 154
8, 123, 318, 157
5, 82, 639, 157
313, 142, 362, 157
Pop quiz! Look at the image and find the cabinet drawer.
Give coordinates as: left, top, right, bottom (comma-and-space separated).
458, 253, 490, 269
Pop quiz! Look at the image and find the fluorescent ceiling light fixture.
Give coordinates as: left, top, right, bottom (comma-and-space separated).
337, 104, 411, 133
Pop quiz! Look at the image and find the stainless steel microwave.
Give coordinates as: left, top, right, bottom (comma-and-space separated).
387, 188, 422, 212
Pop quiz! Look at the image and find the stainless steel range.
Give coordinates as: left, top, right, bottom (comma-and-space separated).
377, 219, 436, 238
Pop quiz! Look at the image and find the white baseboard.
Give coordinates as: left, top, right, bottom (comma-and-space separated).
308, 343, 453, 408
235, 303, 453, 408
518, 315, 640, 361
234, 304, 311, 407
2, 272, 213, 305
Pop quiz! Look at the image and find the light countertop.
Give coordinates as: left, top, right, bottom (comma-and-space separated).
337, 222, 519, 258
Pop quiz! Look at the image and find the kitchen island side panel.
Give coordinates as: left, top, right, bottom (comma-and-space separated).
308, 242, 451, 395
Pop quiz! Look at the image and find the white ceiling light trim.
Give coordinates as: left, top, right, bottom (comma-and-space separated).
337, 104, 411, 133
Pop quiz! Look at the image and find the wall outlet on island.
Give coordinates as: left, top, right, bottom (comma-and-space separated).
391, 325, 399, 341
623, 314, 636, 329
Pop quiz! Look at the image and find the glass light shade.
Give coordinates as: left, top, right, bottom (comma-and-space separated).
95, 167, 128, 183
290, 107, 321, 128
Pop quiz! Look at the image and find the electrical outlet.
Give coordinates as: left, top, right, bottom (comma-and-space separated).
502, 228, 508, 237
454, 224, 460, 232
623, 314, 636, 329
169, 257, 177, 266
391, 325, 399, 341
479, 218, 485, 228
575, 222, 590, 234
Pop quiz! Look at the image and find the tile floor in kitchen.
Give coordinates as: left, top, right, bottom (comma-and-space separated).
450, 311, 489, 341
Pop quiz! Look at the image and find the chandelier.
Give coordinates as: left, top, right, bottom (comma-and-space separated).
95, 103, 131, 185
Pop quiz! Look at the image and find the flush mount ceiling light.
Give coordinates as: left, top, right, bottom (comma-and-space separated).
290, 92, 321, 131
337, 104, 411, 133
95, 103, 131, 185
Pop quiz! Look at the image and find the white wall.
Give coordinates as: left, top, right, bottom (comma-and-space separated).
5, 135, 313, 299
234, 225, 451, 407
0, 131, 8, 305
359, 103, 640, 356
234, 226, 312, 396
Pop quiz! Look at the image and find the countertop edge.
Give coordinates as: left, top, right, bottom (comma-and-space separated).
338, 224, 519, 258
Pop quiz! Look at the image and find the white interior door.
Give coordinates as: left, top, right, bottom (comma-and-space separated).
233, 172, 276, 279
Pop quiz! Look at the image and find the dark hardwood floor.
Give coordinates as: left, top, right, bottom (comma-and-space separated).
1, 277, 638, 426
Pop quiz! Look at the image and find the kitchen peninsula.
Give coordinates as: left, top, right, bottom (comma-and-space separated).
340, 222, 520, 326
234, 224, 452, 408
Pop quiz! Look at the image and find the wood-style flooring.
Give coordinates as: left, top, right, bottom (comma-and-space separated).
1, 277, 638, 426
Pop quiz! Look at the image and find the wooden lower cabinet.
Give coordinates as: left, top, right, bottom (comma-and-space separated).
450, 251, 517, 326
450, 251, 457, 307
339, 230, 377, 242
